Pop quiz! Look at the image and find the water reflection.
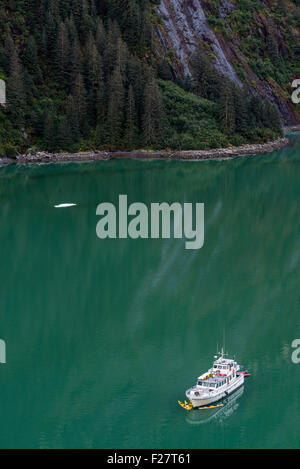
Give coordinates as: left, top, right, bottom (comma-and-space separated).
186, 386, 244, 426
0, 135, 299, 448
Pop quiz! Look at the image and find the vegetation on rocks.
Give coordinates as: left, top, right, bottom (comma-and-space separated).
0, 0, 287, 157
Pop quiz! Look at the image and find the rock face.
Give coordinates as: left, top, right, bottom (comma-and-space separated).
155, 0, 299, 125
218, 0, 235, 19
156, 0, 241, 85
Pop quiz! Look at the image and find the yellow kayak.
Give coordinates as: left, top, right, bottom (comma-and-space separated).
178, 400, 193, 410
198, 403, 224, 410
178, 401, 224, 410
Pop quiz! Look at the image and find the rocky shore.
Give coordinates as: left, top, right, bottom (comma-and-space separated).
284, 124, 300, 132
0, 137, 290, 166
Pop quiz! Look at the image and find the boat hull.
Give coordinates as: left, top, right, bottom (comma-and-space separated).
187, 374, 244, 408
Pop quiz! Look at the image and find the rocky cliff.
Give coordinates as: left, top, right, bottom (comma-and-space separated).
154, 0, 300, 125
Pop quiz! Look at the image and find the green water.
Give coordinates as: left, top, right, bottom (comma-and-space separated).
0, 135, 300, 449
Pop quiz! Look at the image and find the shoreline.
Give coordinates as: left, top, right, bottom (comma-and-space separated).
0, 137, 291, 166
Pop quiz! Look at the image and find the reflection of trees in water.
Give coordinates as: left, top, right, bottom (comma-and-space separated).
186, 386, 244, 426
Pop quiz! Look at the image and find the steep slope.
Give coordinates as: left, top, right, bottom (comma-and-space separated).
0, 0, 287, 156
154, 0, 300, 124
155, 0, 241, 84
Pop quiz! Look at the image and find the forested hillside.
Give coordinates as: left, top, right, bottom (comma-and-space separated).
155, 0, 300, 123
0, 0, 290, 156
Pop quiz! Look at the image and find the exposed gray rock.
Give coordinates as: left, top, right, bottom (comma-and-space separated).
1, 138, 287, 166
219, 0, 235, 19
155, 0, 298, 124
156, 0, 241, 85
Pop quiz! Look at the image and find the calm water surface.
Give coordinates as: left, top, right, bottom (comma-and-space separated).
0, 135, 299, 449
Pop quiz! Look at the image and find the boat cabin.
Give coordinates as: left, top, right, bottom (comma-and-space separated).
212, 357, 237, 376
197, 377, 226, 389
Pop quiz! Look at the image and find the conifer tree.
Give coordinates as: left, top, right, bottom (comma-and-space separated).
124, 84, 138, 148
55, 22, 70, 87
7, 47, 25, 124
190, 48, 222, 102
66, 94, 80, 141
234, 87, 249, 137
95, 19, 106, 54
219, 80, 236, 135
86, 38, 104, 126
106, 65, 125, 146
263, 100, 282, 134
1, 32, 15, 74
79, 0, 92, 42
58, 116, 73, 150
43, 111, 56, 151
69, 39, 83, 87
102, 21, 122, 78
142, 76, 165, 146
72, 73, 88, 135
24, 68, 35, 106
45, 2, 59, 58
113, 0, 139, 49
249, 94, 264, 128
41, 26, 48, 57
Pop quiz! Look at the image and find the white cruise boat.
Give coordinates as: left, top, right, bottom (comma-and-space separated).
185, 351, 246, 408
186, 385, 244, 425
